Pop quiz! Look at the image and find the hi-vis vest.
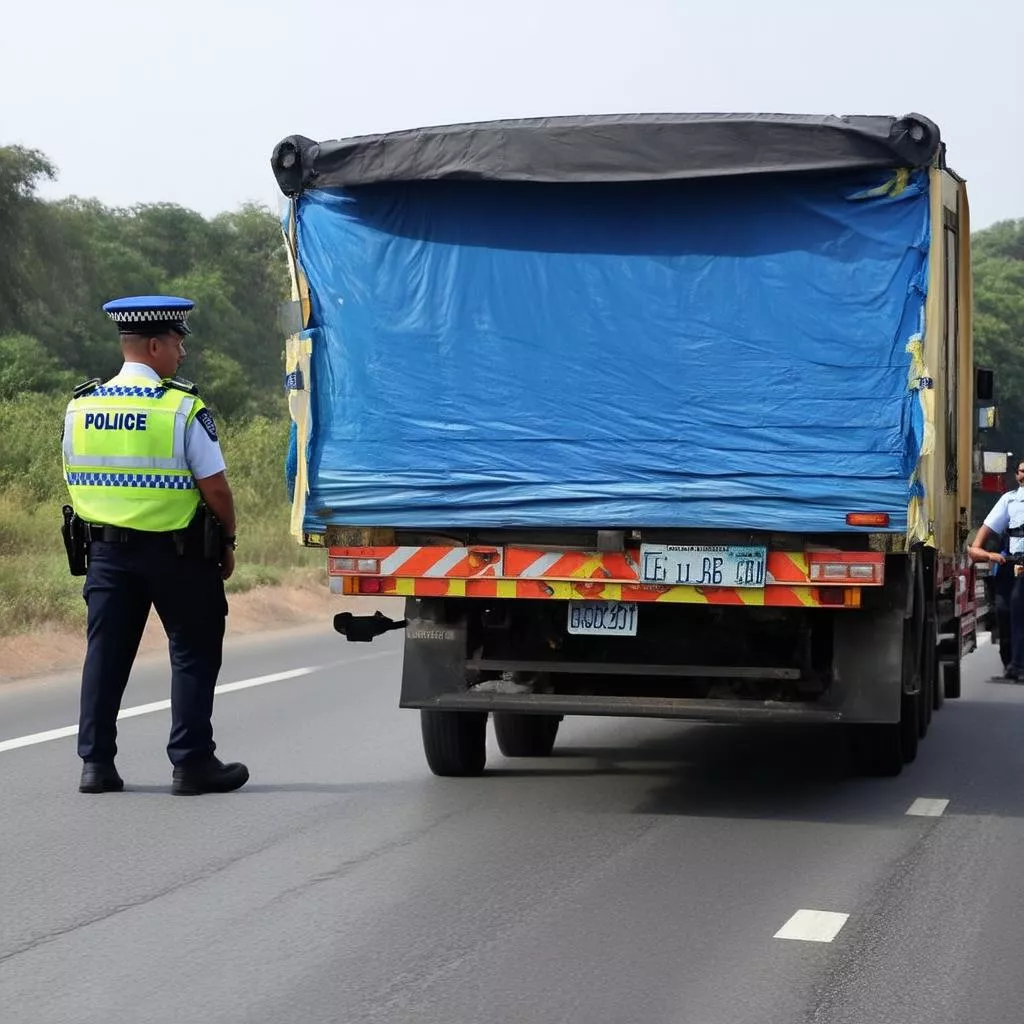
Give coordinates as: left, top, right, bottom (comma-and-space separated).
62, 373, 205, 532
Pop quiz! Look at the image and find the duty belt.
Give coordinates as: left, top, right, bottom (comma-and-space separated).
84, 523, 176, 543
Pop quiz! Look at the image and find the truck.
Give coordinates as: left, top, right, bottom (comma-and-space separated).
270, 112, 996, 779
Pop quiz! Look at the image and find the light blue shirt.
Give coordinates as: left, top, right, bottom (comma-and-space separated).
119, 362, 226, 482
984, 487, 1024, 555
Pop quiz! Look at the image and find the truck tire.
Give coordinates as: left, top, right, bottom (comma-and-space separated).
918, 671, 932, 738
942, 656, 962, 699
899, 691, 919, 763
848, 723, 903, 777
931, 631, 944, 713
493, 713, 561, 758
909, 552, 933, 745
420, 710, 488, 777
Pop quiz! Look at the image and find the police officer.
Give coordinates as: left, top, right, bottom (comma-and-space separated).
62, 295, 249, 794
970, 460, 1024, 680
983, 536, 1015, 671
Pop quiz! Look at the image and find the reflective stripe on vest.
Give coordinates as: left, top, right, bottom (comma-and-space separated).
65, 472, 197, 490
63, 375, 203, 532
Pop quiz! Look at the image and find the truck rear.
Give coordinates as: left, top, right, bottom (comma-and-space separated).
271, 112, 992, 778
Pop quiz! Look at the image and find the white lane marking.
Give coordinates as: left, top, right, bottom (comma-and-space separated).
0, 667, 316, 753
0, 652, 395, 756
774, 909, 849, 943
0, 725, 80, 752
906, 797, 949, 817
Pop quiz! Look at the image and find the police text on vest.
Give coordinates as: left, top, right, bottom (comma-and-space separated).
84, 412, 149, 430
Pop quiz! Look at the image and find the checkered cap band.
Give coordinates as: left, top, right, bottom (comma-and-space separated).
106, 308, 191, 325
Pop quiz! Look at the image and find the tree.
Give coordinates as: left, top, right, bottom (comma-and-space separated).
0, 142, 291, 407
972, 220, 1024, 455
0, 146, 56, 335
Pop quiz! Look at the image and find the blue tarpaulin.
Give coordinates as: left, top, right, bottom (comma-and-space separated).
291, 169, 930, 533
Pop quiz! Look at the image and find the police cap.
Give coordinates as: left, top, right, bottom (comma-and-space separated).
103, 295, 195, 337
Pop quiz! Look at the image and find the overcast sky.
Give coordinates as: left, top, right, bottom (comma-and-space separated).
1, 0, 1020, 229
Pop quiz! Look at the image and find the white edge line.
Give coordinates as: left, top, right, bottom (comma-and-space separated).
0, 725, 80, 753
0, 651, 395, 756
906, 797, 950, 817
774, 909, 850, 942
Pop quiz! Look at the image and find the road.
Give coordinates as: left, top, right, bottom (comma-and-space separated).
1, 626, 1023, 1024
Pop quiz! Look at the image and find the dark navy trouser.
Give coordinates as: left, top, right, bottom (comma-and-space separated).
78, 536, 227, 766
1011, 573, 1024, 673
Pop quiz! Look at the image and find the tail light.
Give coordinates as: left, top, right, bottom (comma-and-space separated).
340, 576, 396, 595
846, 513, 890, 528
807, 553, 885, 585
818, 588, 862, 608
328, 556, 381, 575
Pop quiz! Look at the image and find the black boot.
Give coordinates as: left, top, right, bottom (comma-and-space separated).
79, 761, 124, 794
171, 756, 249, 795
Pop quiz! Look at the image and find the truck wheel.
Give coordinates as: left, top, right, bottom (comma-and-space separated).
931, 638, 944, 712
420, 710, 488, 777
848, 723, 903, 777
918, 672, 932, 738
924, 594, 942, 714
942, 657, 962, 699
493, 713, 561, 758
899, 691, 919, 763
901, 560, 923, 756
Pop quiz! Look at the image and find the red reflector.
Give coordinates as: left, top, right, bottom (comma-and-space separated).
467, 547, 500, 570
359, 578, 383, 594
818, 588, 847, 606
846, 513, 890, 527
979, 473, 1008, 494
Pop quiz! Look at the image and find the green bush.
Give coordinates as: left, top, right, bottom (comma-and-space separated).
0, 392, 68, 502
0, 333, 76, 400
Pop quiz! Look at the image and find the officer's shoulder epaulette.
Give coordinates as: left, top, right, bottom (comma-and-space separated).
163, 376, 200, 396
72, 377, 102, 398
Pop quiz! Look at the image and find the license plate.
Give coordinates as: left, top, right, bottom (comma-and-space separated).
567, 601, 638, 636
639, 544, 767, 588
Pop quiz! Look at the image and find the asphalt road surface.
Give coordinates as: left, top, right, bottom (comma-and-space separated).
1, 625, 1023, 1024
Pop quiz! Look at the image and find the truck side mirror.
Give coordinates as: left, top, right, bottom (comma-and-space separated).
976, 367, 995, 403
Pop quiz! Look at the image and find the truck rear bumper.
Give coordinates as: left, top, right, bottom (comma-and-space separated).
404, 691, 843, 723
399, 593, 907, 726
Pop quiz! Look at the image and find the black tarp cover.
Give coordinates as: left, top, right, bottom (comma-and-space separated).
271, 112, 942, 195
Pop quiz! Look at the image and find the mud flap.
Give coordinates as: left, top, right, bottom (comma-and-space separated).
832, 605, 905, 723
400, 598, 469, 706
